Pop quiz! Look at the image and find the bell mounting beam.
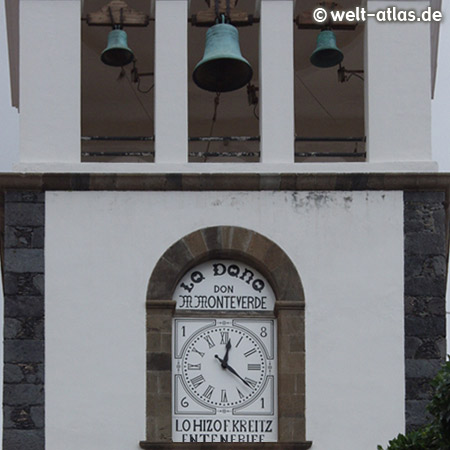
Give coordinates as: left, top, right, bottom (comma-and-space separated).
295, 1, 357, 30
86, 0, 150, 27
191, 0, 254, 27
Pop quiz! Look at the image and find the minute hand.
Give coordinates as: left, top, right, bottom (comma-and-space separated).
215, 355, 251, 388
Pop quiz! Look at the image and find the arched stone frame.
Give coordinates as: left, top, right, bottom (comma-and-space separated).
142, 226, 308, 446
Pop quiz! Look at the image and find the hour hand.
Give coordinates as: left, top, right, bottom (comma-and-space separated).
222, 340, 231, 367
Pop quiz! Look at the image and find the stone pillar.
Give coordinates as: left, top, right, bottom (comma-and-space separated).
259, 0, 295, 163
276, 302, 306, 442
19, 0, 80, 164
404, 191, 447, 431
365, 1, 432, 164
154, 0, 188, 164
145, 300, 176, 441
3, 192, 45, 450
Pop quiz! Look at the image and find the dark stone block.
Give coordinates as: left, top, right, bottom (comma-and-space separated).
405, 399, 432, 427
3, 384, 44, 406
4, 273, 43, 296
69, 174, 91, 190
5, 192, 45, 204
3, 273, 18, 295
404, 233, 446, 256
404, 212, 426, 233
405, 255, 447, 279
4, 249, 44, 273
4, 364, 24, 384
4, 296, 44, 318
31, 227, 45, 249
415, 338, 446, 359
405, 336, 423, 358
18, 363, 44, 385
432, 209, 447, 234
5, 226, 33, 249
147, 353, 171, 371
5, 203, 44, 227
404, 255, 425, 279
202, 227, 222, 252
406, 359, 443, 378
4, 406, 35, 429
404, 276, 446, 297
423, 255, 447, 277
405, 316, 445, 338
32, 275, 44, 295
405, 296, 445, 317
4, 319, 22, 339
30, 406, 44, 428
162, 240, 193, 274
147, 258, 180, 300
406, 378, 434, 400
164, 174, 183, 190
4, 340, 44, 363
404, 191, 445, 203
3, 429, 44, 450
4, 318, 44, 340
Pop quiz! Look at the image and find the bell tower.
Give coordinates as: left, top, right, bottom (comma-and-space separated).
1, 1, 447, 449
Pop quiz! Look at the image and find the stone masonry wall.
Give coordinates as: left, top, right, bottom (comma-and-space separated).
3, 192, 45, 450
404, 191, 447, 432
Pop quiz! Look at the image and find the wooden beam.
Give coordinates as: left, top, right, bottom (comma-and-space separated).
86, 0, 150, 27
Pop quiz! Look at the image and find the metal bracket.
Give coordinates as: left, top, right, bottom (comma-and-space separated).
191, 0, 254, 27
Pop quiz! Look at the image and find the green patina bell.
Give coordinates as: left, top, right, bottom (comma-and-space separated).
310, 30, 343, 68
193, 21, 253, 92
101, 29, 134, 67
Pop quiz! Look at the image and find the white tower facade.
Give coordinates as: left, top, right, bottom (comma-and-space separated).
2, 1, 447, 449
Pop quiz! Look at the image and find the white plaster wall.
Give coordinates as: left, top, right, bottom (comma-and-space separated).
45, 190, 404, 450
365, 1, 432, 163
20, 0, 80, 163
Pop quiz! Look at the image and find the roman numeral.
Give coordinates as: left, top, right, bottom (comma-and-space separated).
203, 385, 215, 400
191, 375, 205, 389
220, 331, 229, 345
236, 387, 245, 399
244, 377, 258, 389
203, 335, 215, 349
191, 347, 205, 358
187, 363, 201, 370
235, 337, 243, 348
244, 348, 256, 358
221, 389, 228, 403
248, 364, 261, 371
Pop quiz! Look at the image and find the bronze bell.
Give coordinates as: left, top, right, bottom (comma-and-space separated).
310, 30, 343, 68
193, 21, 253, 92
101, 29, 134, 67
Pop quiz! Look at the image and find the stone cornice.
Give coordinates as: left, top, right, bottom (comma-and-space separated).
0, 173, 449, 192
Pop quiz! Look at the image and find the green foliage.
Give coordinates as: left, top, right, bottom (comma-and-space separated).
378, 360, 450, 450
428, 360, 450, 445
377, 426, 439, 450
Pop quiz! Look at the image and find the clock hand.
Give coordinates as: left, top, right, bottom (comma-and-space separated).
222, 340, 231, 367
215, 355, 251, 388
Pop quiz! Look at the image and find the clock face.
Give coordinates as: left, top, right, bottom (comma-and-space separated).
182, 325, 267, 408
172, 317, 277, 443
